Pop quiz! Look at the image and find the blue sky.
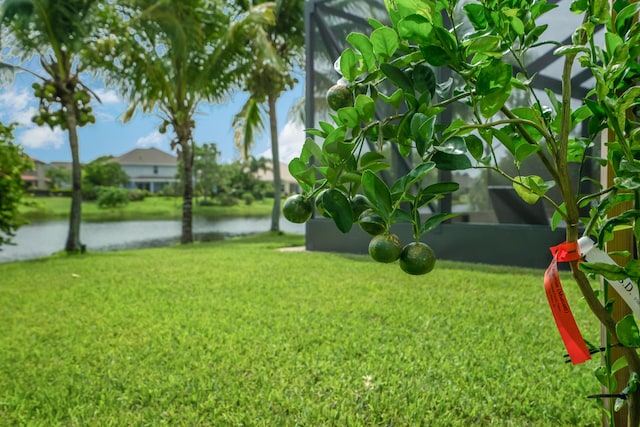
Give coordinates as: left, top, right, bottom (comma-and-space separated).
0, 69, 306, 165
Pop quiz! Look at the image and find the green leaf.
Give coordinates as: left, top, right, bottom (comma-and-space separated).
605, 32, 624, 57
612, 356, 629, 375
465, 135, 484, 161
531, 1, 558, 18
337, 107, 360, 128
339, 48, 358, 82
579, 262, 629, 281
380, 63, 414, 94
322, 189, 354, 233
419, 44, 451, 66
300, 138, 323, 164
570, 0, 588, 13
371, 27, 399, 61
594, 365, 615, 389
359, 151, 386, 168
616, 315, 640, 347
288, 158, 315, 192
361, 170, 393, 221
513, 175, 547, 204
423, 182, 460, 195
400, 161, 436, 192
397, 14, 432, 45
510, 16, 524, 35
318, 121, 334, 134
410, 113, 436, 156
346, 32, 376, 71
435, 137, 467, 155
354, 95, 376, 122
420, 212, 458, 235
515, 143, 540, 163
463, 3, 488, 29
464, 35, 502, 56
379, 88, 404, 109
432, 152, 472, 170
323, 126, 346, 146
480, 87, 511, 118
476, 61, 513, 96
616, 3, 640, 35
411, 64, 436, 98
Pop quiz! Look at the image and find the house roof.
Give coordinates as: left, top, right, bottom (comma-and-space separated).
49, 161, 73, 170
114, 147, 177, 166
254, 161, 297, 184
29, 156, 46, 165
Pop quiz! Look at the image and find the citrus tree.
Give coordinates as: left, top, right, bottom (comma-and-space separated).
285, 0, 640, 424
0, 0, 101, 253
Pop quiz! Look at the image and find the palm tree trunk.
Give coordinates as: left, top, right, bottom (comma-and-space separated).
181, 139, 194, 244
268, 93, 281, 232
64, 103, 83, 253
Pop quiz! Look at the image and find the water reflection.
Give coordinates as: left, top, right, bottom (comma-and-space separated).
0, 217, 305, 263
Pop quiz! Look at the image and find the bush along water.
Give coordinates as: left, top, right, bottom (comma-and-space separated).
284, 0, 640, 424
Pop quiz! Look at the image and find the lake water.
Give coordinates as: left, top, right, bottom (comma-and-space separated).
0, 217, 305, 264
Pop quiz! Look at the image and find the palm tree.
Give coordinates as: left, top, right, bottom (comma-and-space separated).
93, 0, 275, 243
232, 0, 305, 232
0, 0, 101, 253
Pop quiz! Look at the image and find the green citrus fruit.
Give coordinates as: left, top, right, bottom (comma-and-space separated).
358, 209, 386, 235
368, 233, 402, 263
326, 84, 353, 111
350, 194, 371, 219
314, 190, 331, 218
282, 194, 313, 223
399, 242, 436, 275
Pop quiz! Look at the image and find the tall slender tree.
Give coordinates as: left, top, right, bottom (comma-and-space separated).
0, 0, 101, 253
92, 0, 275, 244
232, 0, 305, 232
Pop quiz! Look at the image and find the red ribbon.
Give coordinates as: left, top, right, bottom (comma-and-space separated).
544, 242, 591, 365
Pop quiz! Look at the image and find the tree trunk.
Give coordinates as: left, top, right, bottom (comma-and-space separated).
181, 138, 194, 244
268, 93, 281, 232
64, 103, 83, 253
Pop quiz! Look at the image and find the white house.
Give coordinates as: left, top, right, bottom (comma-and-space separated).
113, 147, 178, 193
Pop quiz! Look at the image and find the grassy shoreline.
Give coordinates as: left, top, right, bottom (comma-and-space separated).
1, 233, 601, 425
21, 196, 275, 222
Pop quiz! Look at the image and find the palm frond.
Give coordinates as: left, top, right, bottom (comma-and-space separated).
0, 60, 44, 84
232, 96, 265, 160
1, 0, 34, 22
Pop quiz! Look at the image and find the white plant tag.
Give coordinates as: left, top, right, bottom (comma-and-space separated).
578, 236, 640, 318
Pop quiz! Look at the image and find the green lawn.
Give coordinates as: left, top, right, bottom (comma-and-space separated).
0, 233, 602, 426
21, 196, 275, 222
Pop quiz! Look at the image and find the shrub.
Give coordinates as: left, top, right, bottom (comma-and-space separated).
128, 189, 148, 202
96, 186, 129, 209
214, 193, 238, 207
241, 192, 254, 206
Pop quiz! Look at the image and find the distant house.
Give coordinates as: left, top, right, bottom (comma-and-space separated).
22, 157, 51, 191
113, 147, 178, 193
254, 161, 300, 195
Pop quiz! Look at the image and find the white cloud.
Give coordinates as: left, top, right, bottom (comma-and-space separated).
0, 88, 35, 125
92, 88, 121, 104
12, 106, 38, 127
259, 120, 305, 163
135, 130, 167, 148
17, 126, 64, 149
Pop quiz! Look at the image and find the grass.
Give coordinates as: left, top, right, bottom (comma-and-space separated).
20, 196, 275, 222
0, 233, 603, 426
